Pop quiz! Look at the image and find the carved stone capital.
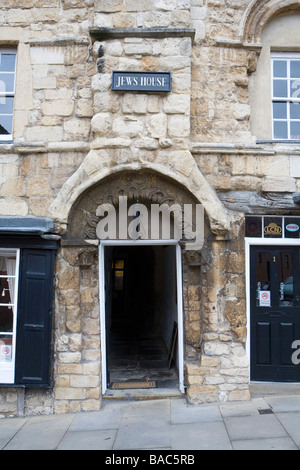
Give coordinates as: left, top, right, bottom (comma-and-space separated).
75, 249, 97, 268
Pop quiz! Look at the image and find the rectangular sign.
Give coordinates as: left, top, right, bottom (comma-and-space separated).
259, 291, 271, 307
112, 71, 171, 92
0, 345, 12, 361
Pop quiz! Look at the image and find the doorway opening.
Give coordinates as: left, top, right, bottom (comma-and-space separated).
249, 244, 300, 382
100, 242, 184, 394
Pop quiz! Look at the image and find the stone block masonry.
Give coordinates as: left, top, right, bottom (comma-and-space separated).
0, 0, 298, 418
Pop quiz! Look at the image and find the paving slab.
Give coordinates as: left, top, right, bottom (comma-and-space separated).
265, 395, 300, 413
121, 398, 170, 419
224, 414, 289, 442
113, 416, 170, 450
220, 398, 271, 417
57, 429, 117, 450
220, 402, 260, 418
231, 437, 298, 450
171, 399, 222, 424
171, 421, 232, 450
2, 394, 300, 450
0, 417, 26, 444
0, 439, 10, 450
276, 412, 300, 446
69, 404, 126, 432
3, 414, 75, 450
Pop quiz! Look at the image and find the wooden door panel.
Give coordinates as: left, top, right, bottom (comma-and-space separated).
251, 246, 300, 382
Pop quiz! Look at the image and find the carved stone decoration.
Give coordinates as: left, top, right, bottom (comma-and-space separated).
183, 248, 202, 267
241, 0, 300, 43
75, 248, 97, 268
83, 210, 100, 239
64, 170, 203, 242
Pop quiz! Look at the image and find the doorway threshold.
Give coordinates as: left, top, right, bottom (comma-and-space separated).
103, 386, 184, 401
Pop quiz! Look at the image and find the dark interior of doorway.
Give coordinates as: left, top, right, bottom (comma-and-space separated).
105, 245, 179, 389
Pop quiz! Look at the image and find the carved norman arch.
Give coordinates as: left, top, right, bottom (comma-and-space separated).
64, 169, 209, 243
48, 150, 232, 239
241, 0, 300, 43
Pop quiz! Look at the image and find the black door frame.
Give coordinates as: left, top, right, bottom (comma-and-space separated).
246, 240, 300, 382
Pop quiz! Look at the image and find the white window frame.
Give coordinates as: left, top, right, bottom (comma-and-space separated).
271, 52, 300, 141
99, 240, 185, 396
0, 249, 20, 384
0, 48, 17, 142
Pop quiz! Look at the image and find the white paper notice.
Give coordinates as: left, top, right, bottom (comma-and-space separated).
0, 345, 12, 361
259, 291, 271, 307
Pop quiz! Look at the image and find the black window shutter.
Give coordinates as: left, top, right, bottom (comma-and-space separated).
15, 249, 55, 387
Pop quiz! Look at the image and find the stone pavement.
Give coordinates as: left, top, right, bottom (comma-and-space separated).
2, 394, 300, 450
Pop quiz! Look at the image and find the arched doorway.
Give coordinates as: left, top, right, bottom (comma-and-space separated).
100, 241, 184, 394
61, 169, 207, 396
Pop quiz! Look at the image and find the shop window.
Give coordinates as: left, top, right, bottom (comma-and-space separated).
272, 53, 300, 141
245, 215, 300, 239
0, 249, 19, 384
0, 49, 16, 141
0, 240, 57, 388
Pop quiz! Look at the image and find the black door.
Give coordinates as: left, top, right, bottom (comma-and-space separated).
15, 248, 56, 387
250, 245, 300, 382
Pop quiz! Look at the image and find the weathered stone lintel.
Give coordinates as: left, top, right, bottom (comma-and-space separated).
0, 142, 90, 155
0, 216, 55, 234
215, 38, 263, 51
28, 37, 90, 47
89, 28, 196, 44
218, 190, 300, 215
61, 239, 100, 247
3, 140, 299, 157
191, 142, 274, 156
191, 141, 300, 156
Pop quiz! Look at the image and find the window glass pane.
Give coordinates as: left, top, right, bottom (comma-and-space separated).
274, 120, 288, 139
291, 61, 300, 78
0, 305, 13, 333
290, 79, 300, 101
290, 102, 300, 119
0, 335, 12, 362
279, 252, 294, 306
284, 217, 300, 238
273, 79, 288, 98
113, 259, 124, 291
245, 216, 262, 237
0, 54, 16, 73
290, 121, 300, 140
0, 255, 16, 298
273, 101, 287, 119
0, 96, 14, 115
273, 60, 287, 77
0, 278, 14, 305
264, 216, 283, 237
0, 115, 13, 135
0, 73, 15, 94
255, 252, 271, 307
272, 57, 300, 142
114, 260, 124, 269
0, 254, 16, 363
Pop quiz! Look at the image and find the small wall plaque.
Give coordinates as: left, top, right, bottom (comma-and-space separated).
112, 71, 171, 92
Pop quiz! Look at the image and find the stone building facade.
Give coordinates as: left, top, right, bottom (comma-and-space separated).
0, 0, 300, 417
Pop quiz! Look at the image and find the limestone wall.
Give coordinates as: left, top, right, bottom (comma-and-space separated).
0, 0, 299, 416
